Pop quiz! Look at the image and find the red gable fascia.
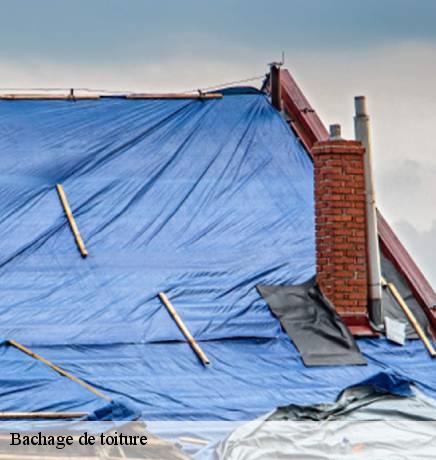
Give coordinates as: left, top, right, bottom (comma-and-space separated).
279, 68, 436, 333
280, 70, 329, 148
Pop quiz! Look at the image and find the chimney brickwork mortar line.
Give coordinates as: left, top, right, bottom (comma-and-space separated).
312, 138, 369, 315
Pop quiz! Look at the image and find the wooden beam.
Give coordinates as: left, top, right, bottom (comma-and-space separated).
0, 411, 87, 419
8, 340, 111, 400
382, 278, 436, 358
0, 94, 100, 100
56, 184, 88, 258
0, 93, 222, 100
158, 292, 210, 366
126, 93, 222, 100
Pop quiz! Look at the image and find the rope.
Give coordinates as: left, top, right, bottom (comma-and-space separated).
0, 73, 268, 96
184, 74, 267, 94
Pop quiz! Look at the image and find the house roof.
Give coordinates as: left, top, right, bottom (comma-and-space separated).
0, 83, 434, 422
277, 68, 436, 334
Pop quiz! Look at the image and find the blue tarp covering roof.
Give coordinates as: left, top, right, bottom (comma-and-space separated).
0, 89, 435, 420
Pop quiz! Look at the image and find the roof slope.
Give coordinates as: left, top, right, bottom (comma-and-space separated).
0, 90, 435, 420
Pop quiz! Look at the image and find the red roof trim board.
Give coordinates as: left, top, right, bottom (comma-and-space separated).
278, 68, 436, 334
280, 70, 329, 148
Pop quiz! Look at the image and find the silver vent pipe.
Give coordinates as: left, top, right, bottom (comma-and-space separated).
354, 96, 383, 327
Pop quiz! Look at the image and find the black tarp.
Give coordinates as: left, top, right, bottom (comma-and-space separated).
269, 383, 436, 421
257, 279, 366, 366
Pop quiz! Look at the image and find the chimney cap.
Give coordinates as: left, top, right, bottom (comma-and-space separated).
329, 124, 342, 140
354, 95, 368, 116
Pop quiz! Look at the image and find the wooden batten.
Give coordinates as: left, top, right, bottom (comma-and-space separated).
56, 184, 88, 258
126, 92, 222, 100
0, 411, 87, 420
0, 94, 100, 100
0, 92, 222, 101
8, 340, 111, 401
382, 277, 436, 358
158, 292, 210, 366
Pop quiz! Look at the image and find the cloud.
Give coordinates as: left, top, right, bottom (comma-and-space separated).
286, 41, 436, 226
378, 160, 436, 234
393, 219, 436, 288
0, 53, 267, 93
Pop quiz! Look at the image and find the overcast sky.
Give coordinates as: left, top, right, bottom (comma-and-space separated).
1, 0, 435, 287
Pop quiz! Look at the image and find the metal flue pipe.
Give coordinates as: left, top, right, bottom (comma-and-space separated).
269, 63, 282, 111
354, 96, 383, 327
329, 123, 342, 140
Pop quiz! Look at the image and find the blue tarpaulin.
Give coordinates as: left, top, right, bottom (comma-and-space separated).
0, 88, 435, 420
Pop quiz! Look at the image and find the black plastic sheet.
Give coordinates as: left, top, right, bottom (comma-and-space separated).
257, 279, 366, 366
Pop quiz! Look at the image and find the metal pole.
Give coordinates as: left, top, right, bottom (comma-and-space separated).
354, 96, 383, 327
269, 63, 282, 111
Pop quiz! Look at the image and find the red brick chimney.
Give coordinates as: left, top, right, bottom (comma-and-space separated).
312, 125, 368, 316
